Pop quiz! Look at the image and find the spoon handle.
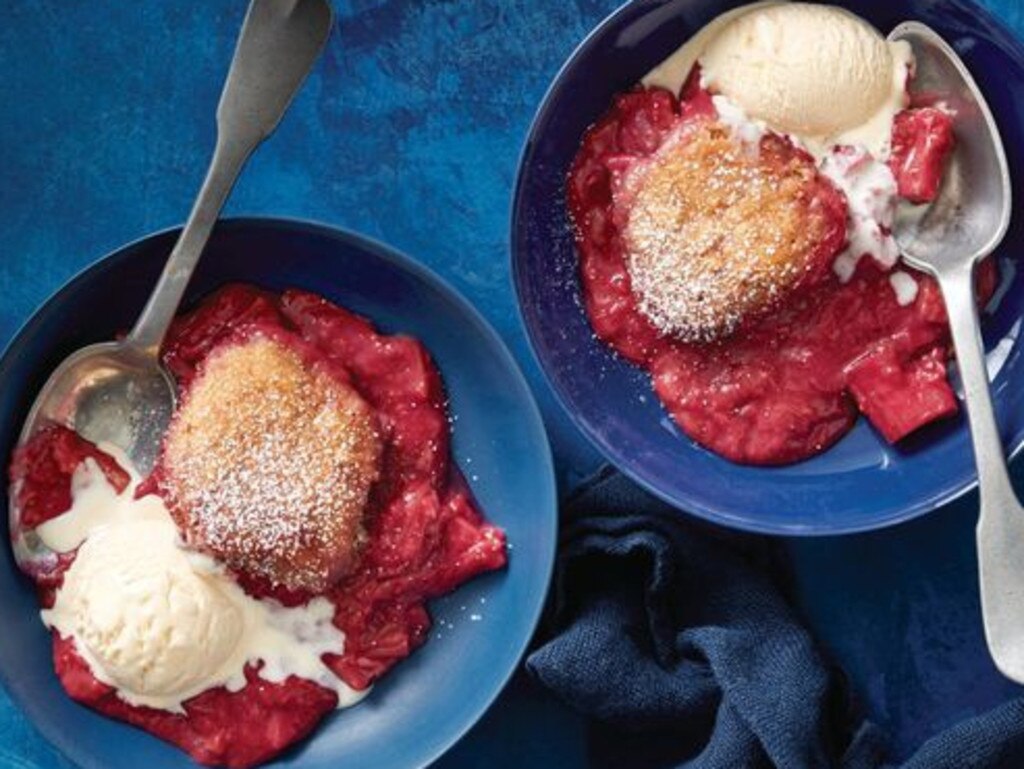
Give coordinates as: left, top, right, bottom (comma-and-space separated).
129, 139, 251, 354
128, 0, 332, 355
938, 262, 1024, 676
938, 263, 1016, 505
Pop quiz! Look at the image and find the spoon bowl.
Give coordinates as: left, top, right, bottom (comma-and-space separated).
17, 343, 176, 474
891, 21, 1011, 272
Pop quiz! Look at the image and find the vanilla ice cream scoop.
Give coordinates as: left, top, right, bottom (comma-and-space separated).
47, 518, 244, 703
38, 450, 366, 713
646, 3, 913, 157
700, 4, 909, 153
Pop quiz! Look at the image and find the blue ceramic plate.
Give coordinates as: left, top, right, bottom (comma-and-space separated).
0, 219, 556, 768
512, 0, 1024, 535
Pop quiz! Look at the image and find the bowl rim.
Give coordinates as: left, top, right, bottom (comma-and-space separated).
509, 0, 1024, 537
0, 215, 558, 769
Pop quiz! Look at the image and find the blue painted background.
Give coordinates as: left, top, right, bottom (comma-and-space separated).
2, 1, 1024, 766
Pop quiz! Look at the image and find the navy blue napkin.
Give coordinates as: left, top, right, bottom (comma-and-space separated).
526, 471, 1024, 769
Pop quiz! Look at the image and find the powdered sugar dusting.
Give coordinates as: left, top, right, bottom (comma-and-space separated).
161, 335, 382, 593
622, 121, 836, 342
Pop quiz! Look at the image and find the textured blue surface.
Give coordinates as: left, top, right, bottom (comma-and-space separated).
513, 0, 1024, 536
1, 1, 1023, 767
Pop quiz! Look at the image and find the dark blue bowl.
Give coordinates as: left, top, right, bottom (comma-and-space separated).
0, 219, 556, 768
512, 0, 1024, 535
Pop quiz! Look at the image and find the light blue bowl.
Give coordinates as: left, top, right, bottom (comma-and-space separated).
0, 218, 556, 768
512, 0, 1024, 535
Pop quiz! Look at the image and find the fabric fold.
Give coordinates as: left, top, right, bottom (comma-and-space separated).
526, 472, 1024, 769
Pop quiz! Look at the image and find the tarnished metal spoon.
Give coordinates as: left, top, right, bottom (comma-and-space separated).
9, 0, 332, 572
887, 23, 1018, 679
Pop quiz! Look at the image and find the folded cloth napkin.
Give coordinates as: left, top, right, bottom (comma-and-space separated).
526, 471, 1024, 769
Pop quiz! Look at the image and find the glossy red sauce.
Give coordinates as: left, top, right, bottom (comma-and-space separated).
569, 85, 993, 464
889, 107, 956, 204
9, 285, 507, 768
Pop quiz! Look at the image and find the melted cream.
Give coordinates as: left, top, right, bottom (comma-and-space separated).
889, 270, 920, 306
819, 147, 900, 282
711, 94, 765, 145
37, 449, 365, 714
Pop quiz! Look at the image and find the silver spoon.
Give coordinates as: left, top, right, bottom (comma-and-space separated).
887, 23, 1019, 680
9, 0, 332, 573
